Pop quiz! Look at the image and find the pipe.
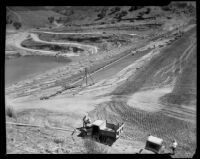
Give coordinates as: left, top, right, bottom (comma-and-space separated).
6, 122, 74, 132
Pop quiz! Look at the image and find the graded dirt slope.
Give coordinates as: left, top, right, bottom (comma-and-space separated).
6, 25, 196, 156
87, 26, 196, 157
6, 3, 196, 156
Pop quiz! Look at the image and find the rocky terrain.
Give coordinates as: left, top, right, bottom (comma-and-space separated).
5, 2, 196, 157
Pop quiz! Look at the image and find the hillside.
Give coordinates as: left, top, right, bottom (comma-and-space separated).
5, 2, 196, 157
6, 6, 66, 29
6, 3, 196, 30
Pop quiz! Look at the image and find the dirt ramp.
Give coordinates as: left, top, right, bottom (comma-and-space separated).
160, 44, 196, 106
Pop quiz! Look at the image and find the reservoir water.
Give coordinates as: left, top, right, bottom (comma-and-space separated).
5, 55, 71, 87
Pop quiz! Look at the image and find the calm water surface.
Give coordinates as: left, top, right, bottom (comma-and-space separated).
5, 55, 71, 87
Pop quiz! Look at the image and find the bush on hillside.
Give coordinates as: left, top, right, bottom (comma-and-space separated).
187, 5, 196, 15
48, 16, 54, 24
129, 6, 136, 12
137, 11, 145, 18
145, 8, 151, 14
161, 6, 171, 11
6, 105, 17, 118
56, 17, 62, 23
13, 22, 22, 30
97, 9, 107, 19
114, 11, 128, 20
6, 15, 13, 24
53, 137, 65, 144
129, 6, 144, 12
175, 2, 188, 8
108, 7, 120, 15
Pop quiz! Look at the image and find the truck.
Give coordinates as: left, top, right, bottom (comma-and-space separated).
82, 120, 124, 146
138, 135, 171, 154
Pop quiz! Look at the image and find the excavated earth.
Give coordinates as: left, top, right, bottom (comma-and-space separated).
5, 20, 196, 157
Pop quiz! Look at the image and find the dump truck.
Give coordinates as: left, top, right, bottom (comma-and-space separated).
82, 120, 124, 145
138, 135, 170, 154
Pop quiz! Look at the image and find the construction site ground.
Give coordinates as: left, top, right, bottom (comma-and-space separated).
5, 22, 196, 157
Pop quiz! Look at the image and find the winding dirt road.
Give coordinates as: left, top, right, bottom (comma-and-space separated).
6, 31, 99, 56
29, 33, 98, 54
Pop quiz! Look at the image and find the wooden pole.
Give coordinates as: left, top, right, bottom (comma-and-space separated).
85, 68, 88, 86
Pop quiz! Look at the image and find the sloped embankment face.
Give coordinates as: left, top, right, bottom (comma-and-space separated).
111, 27, 196, 96
88, 101, 196, 157
88, 27, 196, 157
160, 44, 196, 106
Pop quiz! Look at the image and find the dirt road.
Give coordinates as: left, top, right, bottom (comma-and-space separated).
6, 32, 98, 56
30, 33, 98, 54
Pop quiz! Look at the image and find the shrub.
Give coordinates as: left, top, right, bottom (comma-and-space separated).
129, 6, 144, 12
136, 15, 144, 20
56, 17, 62, 23
161, 6, 171, 11
97, 13, 105, 19
129, 6, 135, 12
121, 11, 128, 17
13, 22, 22, 30
109, 7, 120, 15
187, 5, 195, 14
129, 6, 140, 12
114, 11, 128, 20
6, 105, 17, 118
6, 15, 13, 24
175, 2, 188, 8
145, 8, 151, 14
113, 7, 120, 12
59, 9, 74, 16
54, 137, 65, 144
48, 16, 54, 24
97, 8, 107, 19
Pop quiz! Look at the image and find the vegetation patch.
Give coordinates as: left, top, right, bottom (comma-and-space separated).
84, 139, 108, 154
38, 33, 132, 52
6, 105, 17, 118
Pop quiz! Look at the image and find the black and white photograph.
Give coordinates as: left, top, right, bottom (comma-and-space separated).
4, 2, 196, 157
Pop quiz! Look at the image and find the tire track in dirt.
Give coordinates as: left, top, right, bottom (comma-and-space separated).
89, 99, 195, 156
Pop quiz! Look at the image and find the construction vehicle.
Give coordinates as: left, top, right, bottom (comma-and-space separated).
81, 119, 124, 146
138, 135, 170, 154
